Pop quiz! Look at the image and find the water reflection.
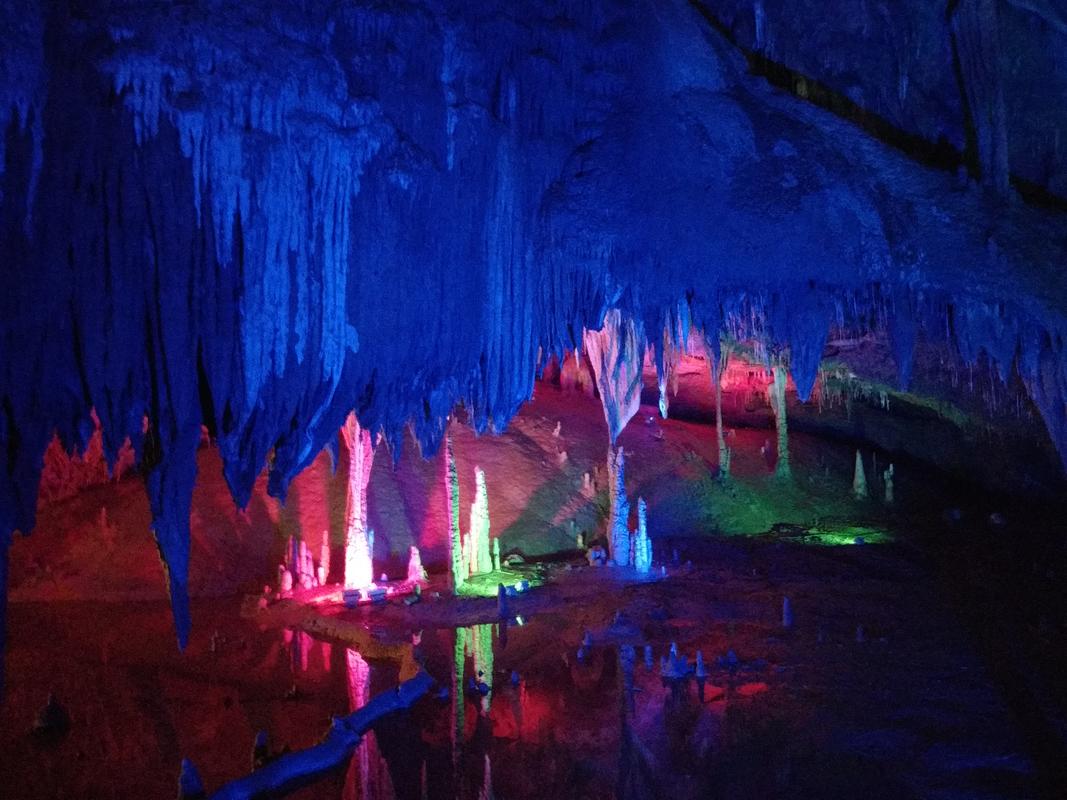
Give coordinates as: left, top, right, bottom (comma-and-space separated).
275, 616, 679, 800
344, 648, 394, 800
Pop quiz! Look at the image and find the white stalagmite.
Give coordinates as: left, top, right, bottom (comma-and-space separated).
444, 433, 464, 590
319, 537, 331, 585
492, 537, 501, 572
341, 413, 375, 590
584, 310, 643, 566
407, 545, 427, 583
884, 463, 895, 504
469, 467, 492, 575
633, 497, 652, 573
853, 450, 868, 499
770, 363, 791, 479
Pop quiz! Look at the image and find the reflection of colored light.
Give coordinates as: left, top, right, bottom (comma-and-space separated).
344, 649, 371, 800
299, 630, 310, 672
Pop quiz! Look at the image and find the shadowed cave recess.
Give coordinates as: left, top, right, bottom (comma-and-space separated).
2, 1, 1067, 798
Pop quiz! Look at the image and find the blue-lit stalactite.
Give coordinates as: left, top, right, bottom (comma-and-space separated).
0, 0, 1066, 675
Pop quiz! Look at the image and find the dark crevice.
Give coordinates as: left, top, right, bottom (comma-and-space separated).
688, 0, 1067, 212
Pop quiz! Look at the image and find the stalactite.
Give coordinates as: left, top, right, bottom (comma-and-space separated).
1, 0, 1066, 682
655, 324, 680, 419
584, 310, 644, 445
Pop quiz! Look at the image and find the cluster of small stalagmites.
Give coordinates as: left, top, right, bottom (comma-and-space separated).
852, 450, 895, 505
581, 463, 653, 573
448, 456, 504, 587
649, 641, 712, 702
275, 535, 331, 598
783, 594, 883, 647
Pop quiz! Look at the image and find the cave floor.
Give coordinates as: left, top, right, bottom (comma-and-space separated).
3, 518, 1062, 800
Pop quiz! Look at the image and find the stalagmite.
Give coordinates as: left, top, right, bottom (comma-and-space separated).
407, 546, 427, 583
461, 531, 473, 579
0, 0, 1066, 694
298, 540, 312, 587
853, 450, 868, 500
608, 447, 631, 566
445, 434, 464, 591
319, 539, 331, 585
341, 413, 375, 590
695, 650, 708, 702
770, 364, 791, 479
711, 341, 732, 478
492, 538, 501, 572
178, 759, 206, 800
633, 497, 652, 573
884, 463, 895, 505
469, 467, 492, 576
